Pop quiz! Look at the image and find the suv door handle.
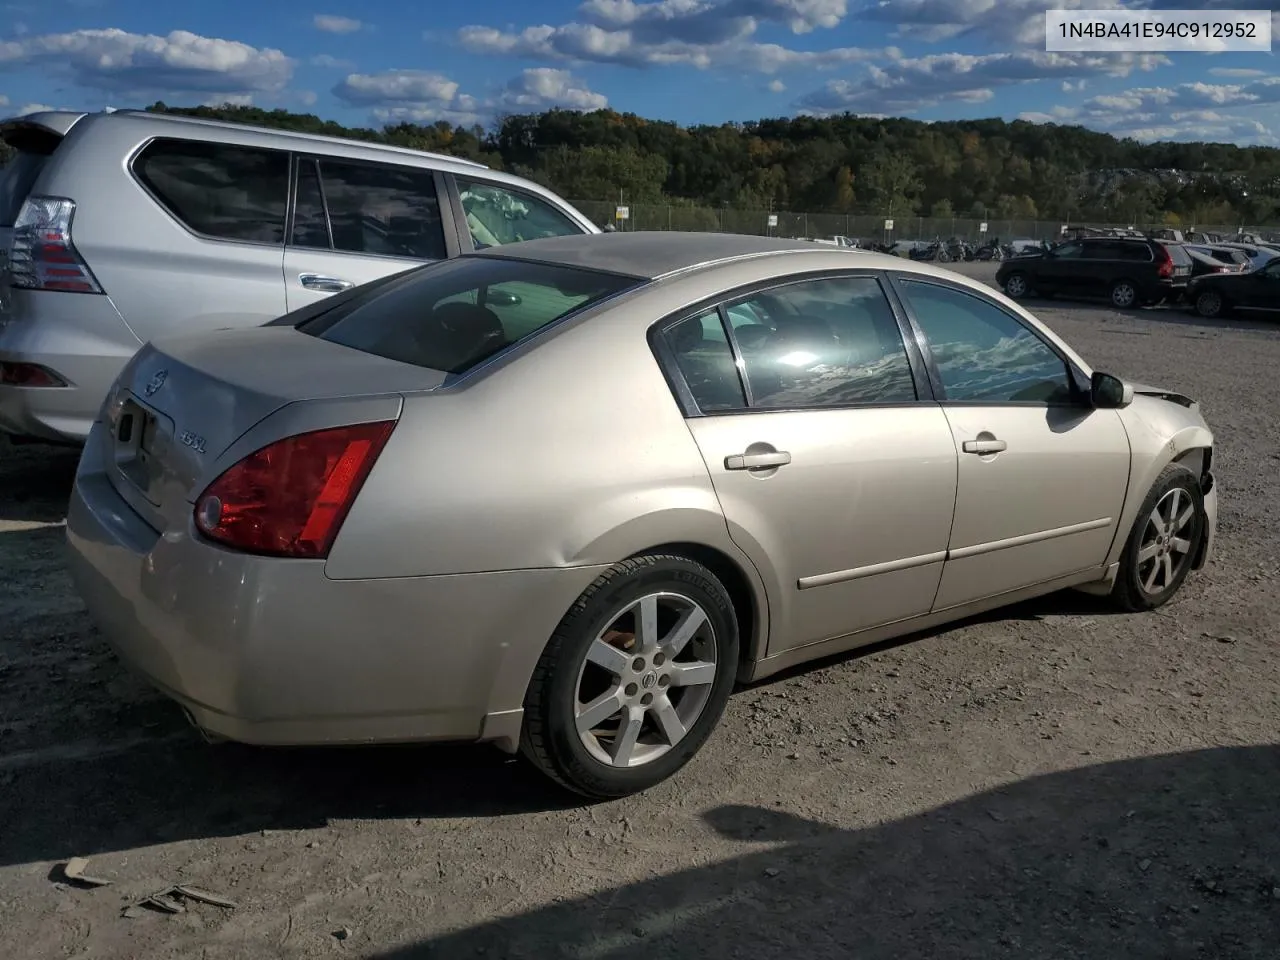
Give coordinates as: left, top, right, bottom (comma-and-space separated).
299, 274, 354, 293
962, 438, 1007, 454
725, 450, 792, 470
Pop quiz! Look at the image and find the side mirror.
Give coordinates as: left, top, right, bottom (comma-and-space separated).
1091, 370, 1133, 409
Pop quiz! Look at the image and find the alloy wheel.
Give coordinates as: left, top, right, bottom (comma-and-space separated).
1136, 487, 1196, 596
573, 592, 718, 768
1112, 282, 1137, 308
1004, 274, 1027, 297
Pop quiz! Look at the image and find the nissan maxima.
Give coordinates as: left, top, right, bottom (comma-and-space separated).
66, 232, 1218, 799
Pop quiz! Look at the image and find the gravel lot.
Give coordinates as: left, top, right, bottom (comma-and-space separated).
2, 263, 1278, 959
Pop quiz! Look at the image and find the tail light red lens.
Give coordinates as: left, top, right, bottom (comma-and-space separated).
1156, 245, 1174, 278
9, 196, 104, 294
193, 421, 395, 558
0, 361, 67, 387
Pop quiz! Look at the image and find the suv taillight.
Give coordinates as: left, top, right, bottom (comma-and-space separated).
9, 196, 104, 294
1155, 245, 1174, 279
194, 421, 395, 559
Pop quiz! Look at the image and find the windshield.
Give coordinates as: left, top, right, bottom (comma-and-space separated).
302, 256, 640, 375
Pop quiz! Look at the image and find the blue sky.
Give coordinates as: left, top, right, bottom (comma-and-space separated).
2, 0, 1279, 144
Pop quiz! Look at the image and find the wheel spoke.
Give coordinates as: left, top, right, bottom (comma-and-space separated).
576, 687, 625, 732
667, 660, 717, 687
1149, 512, 1167, 537
585, 638, 631, 676
1138, 541, 1160, 563
1161, 553, 1175, 587
635, 596, 660, 653
1176, 505, 1195, 531
651, 695, 687, 745
1143, 561, 1161, 592
1171, 536, 1192, 555
662, 606, 708, 658
610, 706, 645, 766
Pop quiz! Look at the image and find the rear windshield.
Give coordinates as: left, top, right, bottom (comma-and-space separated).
1161, 242, 1192, 265
303, 256, 640, 374
0, 126, 64, 226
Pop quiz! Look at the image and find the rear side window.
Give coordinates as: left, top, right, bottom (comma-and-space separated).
1161, 242, 1191, 265
0, 125, 64, 226
305, 257, 637, 374
134, 139, 289, 244
455, 177, 584, 249
293, 158, 447, 261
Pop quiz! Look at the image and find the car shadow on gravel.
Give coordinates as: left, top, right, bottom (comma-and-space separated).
0, 441, 78, 524
372, 744, 1280, 960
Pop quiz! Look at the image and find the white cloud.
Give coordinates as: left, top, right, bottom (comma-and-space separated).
767, 78, 786, 92
453, 0, 889, 73
335, 67, 608, 127
796, 49, 1166, 115
310, 53, 355, 69
1208, 67, 1267, 79
14, 102, 56, 115
312, 14, 362, 34
857, 0, 1129, 47
0, 28, 293, 97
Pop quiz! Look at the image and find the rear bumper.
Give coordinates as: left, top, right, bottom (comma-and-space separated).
0, 293, 140, 443
65, 425, 605, 750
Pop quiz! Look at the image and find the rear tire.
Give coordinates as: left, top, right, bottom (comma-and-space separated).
1195, 289, 1226, 318
520, 554, 739, 799
1110, 464, 1205, 612
1110, 279, 1139, 308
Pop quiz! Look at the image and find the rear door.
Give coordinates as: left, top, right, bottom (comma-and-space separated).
1033, 240, 1085, 296
658, 273, 959, 655
282, 156, 459, 311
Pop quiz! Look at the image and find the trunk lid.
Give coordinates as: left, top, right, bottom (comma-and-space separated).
102, 325, 448, 531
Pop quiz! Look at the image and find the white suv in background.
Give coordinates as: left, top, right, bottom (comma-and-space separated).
0, 109, 599, 445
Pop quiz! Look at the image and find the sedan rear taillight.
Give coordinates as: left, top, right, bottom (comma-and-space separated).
9, 196, 104, 294
194, 421, 395, 559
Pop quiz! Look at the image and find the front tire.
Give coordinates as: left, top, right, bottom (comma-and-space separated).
1002, 272, 1029, 298
1110, 464, 1205, 612
521, 554, 739, 799
1195, 289, 1226, 318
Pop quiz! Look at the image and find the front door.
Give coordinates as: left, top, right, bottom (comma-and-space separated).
658, 275, 958, 654
1032, 240, 1086, 297
1233, 259, 1280, 311
892, 275, 1131, 611
283, 156, 452, 311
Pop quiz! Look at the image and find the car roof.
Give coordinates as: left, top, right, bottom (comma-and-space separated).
467, 231, 894, 280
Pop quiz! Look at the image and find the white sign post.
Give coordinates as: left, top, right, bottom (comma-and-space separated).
767, 213, 778, 227
883, 219, 894, 231
979, 222, 988, 234
615, 205, 629, 221
1061, 224, 1069, 235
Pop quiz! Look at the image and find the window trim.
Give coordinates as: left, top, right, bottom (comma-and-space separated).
448, 172, 593, 254
285, 152, 459, 262
886, 272, 1092, 408
648, 269, 938, 419
127, 135, 293, 250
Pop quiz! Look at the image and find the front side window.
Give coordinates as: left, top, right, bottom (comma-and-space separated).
727, 276, 917, 409
897, 279, 1075, 404
455, 177, 584, 249
312, 159, 447, 261
133, 139, 289, 244
304, 257, 636, 375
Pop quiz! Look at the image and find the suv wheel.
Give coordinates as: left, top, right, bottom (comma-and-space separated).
1195, 289, 1225, 318
1110, 280, 1138, 308
1002, 272, 1029, 298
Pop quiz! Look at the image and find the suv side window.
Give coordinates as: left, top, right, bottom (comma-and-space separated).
291, 157, 447, 261
897, 279, 1075, 404
134, 139, 290, 244
455, 177, 584, 248
728, 276, 917, 409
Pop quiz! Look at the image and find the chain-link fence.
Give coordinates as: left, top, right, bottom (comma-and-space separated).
570, 199, 1266, 244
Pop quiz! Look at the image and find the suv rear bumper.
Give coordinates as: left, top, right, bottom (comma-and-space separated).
0, 293, 140, 443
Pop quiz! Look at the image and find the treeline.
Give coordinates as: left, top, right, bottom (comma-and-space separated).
27, 101, 1280, 224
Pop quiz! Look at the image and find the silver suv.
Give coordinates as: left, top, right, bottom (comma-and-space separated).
0, 109, 599, 444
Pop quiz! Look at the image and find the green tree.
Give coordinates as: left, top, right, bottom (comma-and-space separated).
860, 151, 923, 217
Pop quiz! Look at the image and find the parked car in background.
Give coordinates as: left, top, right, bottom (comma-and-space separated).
1187, 256, 1280, 318
66, 232, 1217, 799
1217, 241, 1280, 271
0, 109, 599, 445
996, 235, 1191, 308
1184, 246, 1247, 281
1186, 244, 1250, 273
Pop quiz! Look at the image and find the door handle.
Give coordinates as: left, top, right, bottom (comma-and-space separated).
725, 450, 792, 470
962, 438, 1007, 454
299, 273, 354, 293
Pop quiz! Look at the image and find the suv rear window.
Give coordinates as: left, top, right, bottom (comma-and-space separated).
1160, 241, 1192, 265
133, 138, 290, 244
0, 125, 64, 226
303, 256, 639, 374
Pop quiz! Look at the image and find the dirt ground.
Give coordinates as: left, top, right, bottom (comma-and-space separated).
2, 264, 1278, 959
